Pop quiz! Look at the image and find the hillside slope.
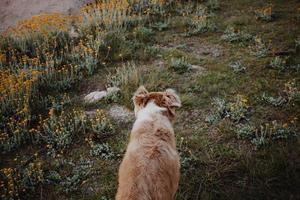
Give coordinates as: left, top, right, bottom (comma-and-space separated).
0, 0, 300, 199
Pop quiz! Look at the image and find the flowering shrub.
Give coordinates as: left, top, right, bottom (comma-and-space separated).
4, 13, 73, 38
222, 26, 253, 43
236, 121, 297, 148
0, 160, 45, 200
41, 109, 87, 153
255, 6, 274, 22
187, 15, 216, 36
206, 95, 250, 124
89, 109, 114, 135
250, 36, 270, 58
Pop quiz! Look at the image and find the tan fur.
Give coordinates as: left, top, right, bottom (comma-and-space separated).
116, 86, 181, 200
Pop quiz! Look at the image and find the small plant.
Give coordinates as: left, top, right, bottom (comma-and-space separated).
99, 31, 134, 61
255, 6, 274, 22
90, 143, 115, 160
169, 57, 192, 74
222, 26, 253, 43
206, 0, 220, 11
60, 159, 93, 193
106, 62, 140, 88
106, 62, 141, 107
178, 137, 199, 171
151, 21, 169, 31
236, 124, 255, 139
262, 93, 287, 107
21, 161, 44, 191
236, 121, 297, 148
0, 160, 45, 199
40, 108, 87, 153
251, 126, 269, 147
250, 36, 269, 58
134, 26, 154, 43
144, 45, 160, 58
283, 80, 300, 102
229, 61, 246, 73
206, 95, 250, 124
187, 15, 216, 36
89, 109, 114, 136
269, 56, 288, 72
295, 36, 300, 48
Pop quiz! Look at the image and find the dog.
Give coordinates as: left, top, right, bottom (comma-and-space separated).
116, 86, 181, 200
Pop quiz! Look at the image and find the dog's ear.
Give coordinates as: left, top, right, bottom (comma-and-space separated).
165, 89, 181, 108
133, 86, 149, 106
165, 89, 181, 118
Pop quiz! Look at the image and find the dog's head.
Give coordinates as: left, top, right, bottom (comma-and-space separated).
133, 86, 181, 120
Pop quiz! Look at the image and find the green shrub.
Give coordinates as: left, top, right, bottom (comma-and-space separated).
90, 143, 115, 160
250, 36, 269, 58
144, 45, 160, 58
134, 27, 154, 43
89, 109, 115, 136
255, 6, 274, 22
236, 124, 255, 139
98, 31, 134, 61
206, 0, 220, 11
151, 21, 169, 31
222, 26, 253, 43
262, 93, 287, 107
236, 121, 297, 148
169, 57, 192, 74
187, 15, 216, 36
206, 95, 250, 124
229, 61, 246, 73
269, 56, 288, 72
106, 62, 141, 107
40, 109, 87, 153
60, 159, 92, 194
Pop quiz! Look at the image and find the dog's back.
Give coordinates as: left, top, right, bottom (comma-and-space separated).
116, 87, 181, 200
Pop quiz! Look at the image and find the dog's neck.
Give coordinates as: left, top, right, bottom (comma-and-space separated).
136, 101, 167, 122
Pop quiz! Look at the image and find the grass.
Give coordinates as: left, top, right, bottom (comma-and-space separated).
1, 0, 300, 199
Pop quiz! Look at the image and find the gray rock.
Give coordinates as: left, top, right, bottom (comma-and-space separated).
84, 91, 107, 103
108, 105, 134, 123
107, 87, 120, 95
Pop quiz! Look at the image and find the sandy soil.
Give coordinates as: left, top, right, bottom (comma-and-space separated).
0, 0, 92, 32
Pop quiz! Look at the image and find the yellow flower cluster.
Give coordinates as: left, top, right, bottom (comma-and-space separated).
80, 0, 132, 29
5, 13, 73, 37
81, 0, 130, 13
0, 168, 20, 199
0, 53, 5, 63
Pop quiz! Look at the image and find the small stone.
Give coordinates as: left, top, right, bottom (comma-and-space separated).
84, 91, 107, 103
191, 65, 205, 71
107, 87, 120, 95
108, 105, 134, 123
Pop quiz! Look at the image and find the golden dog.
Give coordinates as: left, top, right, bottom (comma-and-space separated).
116, 86, 181, 200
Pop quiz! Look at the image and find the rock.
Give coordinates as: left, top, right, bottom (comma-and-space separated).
84, 87, 120, 103
191, 65, 206, 73
108, 105, 134, 123
107, 87, 120, 95
84, 91, 107, 103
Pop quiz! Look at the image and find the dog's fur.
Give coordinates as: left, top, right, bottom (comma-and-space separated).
116, 86, 181, 200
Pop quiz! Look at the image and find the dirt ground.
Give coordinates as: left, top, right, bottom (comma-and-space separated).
0, 0, 92, 31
